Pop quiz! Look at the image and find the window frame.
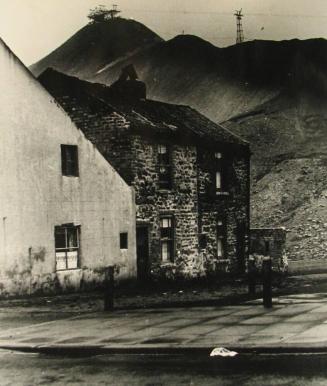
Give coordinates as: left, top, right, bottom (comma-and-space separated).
216, 218, 227, 259
55, 225, 80, 271
214, 151, 226, 194
158, 144, 172, 190
61, 144, 79, 177
120, 232, 128, 250
159, 215, 175, 263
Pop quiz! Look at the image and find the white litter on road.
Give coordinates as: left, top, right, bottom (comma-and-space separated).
210, 347, 238, 357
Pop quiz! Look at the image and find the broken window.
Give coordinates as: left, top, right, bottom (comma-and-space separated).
160, 216, 174, 262
61, 145, 79, 177
55, 225, 80, 270
158, 144, 172, 189
120, 232, 128, 249
217, 219, 226, 259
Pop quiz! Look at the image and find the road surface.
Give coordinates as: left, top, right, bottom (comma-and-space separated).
0, 349, 327, 385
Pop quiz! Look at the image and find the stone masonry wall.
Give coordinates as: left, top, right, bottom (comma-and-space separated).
198, 150, 250, 274
131, 135, 201, 278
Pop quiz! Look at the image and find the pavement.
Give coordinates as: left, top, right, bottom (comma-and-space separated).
1, 293, 327, 355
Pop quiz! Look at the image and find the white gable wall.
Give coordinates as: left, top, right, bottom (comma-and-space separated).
0, 40, 136, 295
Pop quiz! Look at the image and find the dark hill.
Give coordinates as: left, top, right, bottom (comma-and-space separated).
30, 18, 163, 79
87, 36, 327, 122
30, 20, 327, 122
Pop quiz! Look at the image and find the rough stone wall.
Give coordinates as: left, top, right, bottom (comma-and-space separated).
250, 228, 287, 271
131, 136, 201, 278
198, 150, 250, 274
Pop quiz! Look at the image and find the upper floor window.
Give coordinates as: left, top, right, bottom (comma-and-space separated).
61, 145, 79, 177
160, 216, 174, 262
55, 225, 80, 270
214, 151, 225, 193
158, 144, 171, 189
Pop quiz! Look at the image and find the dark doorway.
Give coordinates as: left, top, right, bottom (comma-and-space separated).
136, 226, 150, 281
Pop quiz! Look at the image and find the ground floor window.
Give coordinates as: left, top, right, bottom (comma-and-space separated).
160, 216, 174, 262
120, 232, 128, 249
217, 219, 226, 259
55, 225, 80, 270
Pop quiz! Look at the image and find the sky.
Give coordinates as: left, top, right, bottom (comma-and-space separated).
1, 0, 327, 65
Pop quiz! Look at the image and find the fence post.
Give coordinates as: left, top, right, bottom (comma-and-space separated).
104, 265, 114, 311
262, 257, 272, 308
248, 258, 256, 295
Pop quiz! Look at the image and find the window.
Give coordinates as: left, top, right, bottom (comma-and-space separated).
217, 219, 226, 259
199, 234, 207, 249
61, 145, 79, 177
216, 171, 222, 190
158, 144, 172, 189
214, 151, 225, 193
55, 225, 80, 270
120, 232, 128, 249
160, 216, 174, 262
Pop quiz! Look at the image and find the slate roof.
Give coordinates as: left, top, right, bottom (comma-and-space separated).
38, 68, 249, 149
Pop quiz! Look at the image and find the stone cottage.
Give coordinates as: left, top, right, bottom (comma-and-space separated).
0, 39, 136, 296
39, 67, 251, 280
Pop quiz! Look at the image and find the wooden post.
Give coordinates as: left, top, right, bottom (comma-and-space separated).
248, 258, 256, 295
104, 266, 114, 311
262, 257, 272, 308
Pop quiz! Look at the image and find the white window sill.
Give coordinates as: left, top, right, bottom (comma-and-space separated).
56, 268, 81, 272
216, 191, 229, 196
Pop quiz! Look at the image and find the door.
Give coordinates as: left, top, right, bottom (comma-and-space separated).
136, 226, 150, 281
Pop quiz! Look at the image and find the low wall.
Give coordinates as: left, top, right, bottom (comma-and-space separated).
250, 228, 287, 272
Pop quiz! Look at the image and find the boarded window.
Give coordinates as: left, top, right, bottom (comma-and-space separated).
55, 225, 80, 270
160, 216, 174, 262
120, 232, 128, 249
217, 219, 226, 259
61, 145, 79, 176
158, 144, 172, 189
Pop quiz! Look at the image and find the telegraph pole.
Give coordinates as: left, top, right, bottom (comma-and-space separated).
234, 9, 244, 44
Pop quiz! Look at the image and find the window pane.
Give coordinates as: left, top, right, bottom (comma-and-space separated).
161, 218, 171, 228
67, 251, 78, 269
161, 241, 171, 262
215, 152, 222, 159
61, 145, 79, 176
217, 238, 224, 258
120, 232, 128, 249
55, 228, 66, 249
67, 227, 78, 248
56, 252, 67, 270
158, 145, 167, 154
216, 171, 221, 189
